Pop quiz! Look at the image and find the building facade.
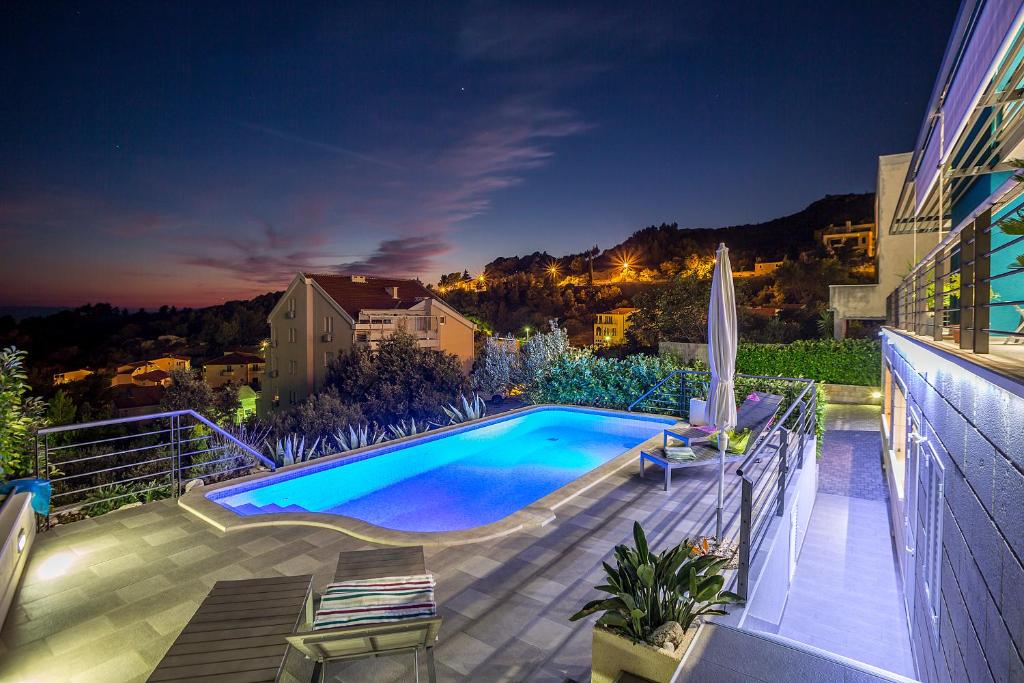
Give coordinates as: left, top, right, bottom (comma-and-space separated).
260, 273, 476, 414
593, 307, 636, 347
52, 368, 93, 386
111, 355, 190, 386
871, 2, 1024, 680
819, 220, 876, 257
203, 351, 265, 390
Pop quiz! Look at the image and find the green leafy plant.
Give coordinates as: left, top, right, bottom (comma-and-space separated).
264, 434, 321, 466
0, 346, 48, 480
442, 393, 488, 424
733, 339, 880, 386
569, 522, 742, 643
81, 482, 171, 517
332, 424, 387, 452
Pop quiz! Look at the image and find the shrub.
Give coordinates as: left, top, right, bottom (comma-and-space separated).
473, 336, 522, 397
327, 330, 468, 425
0, 346, 47, 479
530, 350, 681, 409
734, 339, 880, 386
268, 388, 364, 442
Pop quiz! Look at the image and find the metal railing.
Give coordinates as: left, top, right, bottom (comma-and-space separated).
887, 199, 1024, 353
630, 369, 818, 600
35, 410, 275, 524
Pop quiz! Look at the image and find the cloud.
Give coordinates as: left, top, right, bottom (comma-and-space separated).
339, 234, 453, 276
0, 192, 177, 239
237, 121, 403, 170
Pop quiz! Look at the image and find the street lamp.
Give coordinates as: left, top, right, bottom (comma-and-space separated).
524, 326, 531, 340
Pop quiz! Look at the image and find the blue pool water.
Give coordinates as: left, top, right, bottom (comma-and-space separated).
210, 407, 673, 532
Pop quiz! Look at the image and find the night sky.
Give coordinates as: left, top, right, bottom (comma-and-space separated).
1, 1, 959, 308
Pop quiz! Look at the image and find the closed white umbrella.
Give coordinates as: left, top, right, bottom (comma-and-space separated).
707, 243, 737, 538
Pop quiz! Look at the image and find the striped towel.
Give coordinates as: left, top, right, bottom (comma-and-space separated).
313, 574, 437, 630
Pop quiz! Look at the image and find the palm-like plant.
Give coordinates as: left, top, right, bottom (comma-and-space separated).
264, 434, 320, 467
442, 393, 487, 424
569, 522, 742, 644
333, 424, 387, 452
388, 418, 430, 439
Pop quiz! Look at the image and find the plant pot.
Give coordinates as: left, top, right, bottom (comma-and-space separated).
590, 625, 698, 683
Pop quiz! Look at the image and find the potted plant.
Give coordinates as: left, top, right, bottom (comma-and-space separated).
570, 522, 742, 683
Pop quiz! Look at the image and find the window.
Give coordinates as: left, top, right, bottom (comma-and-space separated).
288, 328, 297, 343
288, 390, 296, 405
288, 360, 297, 376
439, 316, 446, 324
919, 441, 944, 637
323, 316, 334, 333
287, 297, 296, 313
324, 351, 334, 367
356, 332, 368, 342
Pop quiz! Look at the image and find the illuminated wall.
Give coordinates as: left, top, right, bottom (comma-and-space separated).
881, 329, 1023, 681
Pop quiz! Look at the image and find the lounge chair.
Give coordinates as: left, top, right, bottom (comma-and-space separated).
286, 546, 442, 683
147, 574, 316, 682
640, 392, 784, 491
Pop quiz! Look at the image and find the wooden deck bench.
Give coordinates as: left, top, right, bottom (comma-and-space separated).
147, 574, 314, 683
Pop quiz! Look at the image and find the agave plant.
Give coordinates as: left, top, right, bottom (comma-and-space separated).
569, 522, 742, 644
442, 393, 487, 424
333, 424, 388, 452
264, 434, 321, 467
388, 418, 430, 439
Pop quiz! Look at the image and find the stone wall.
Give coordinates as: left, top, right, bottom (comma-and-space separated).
881, 329, 1023, 682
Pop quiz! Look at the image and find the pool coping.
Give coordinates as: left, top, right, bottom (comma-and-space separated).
178, 404, 683, 546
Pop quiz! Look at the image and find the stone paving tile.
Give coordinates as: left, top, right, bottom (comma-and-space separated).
1, 406, 898, 682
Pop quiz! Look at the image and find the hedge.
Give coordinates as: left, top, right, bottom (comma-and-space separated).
734, 339, 880, 387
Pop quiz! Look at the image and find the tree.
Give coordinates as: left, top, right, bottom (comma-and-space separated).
0, 347, 47, 479
628, 273, 712, 346
326, 330, 468, 425
47, 389, 77, 427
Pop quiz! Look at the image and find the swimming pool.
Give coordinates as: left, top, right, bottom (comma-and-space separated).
200, 407, 674, 536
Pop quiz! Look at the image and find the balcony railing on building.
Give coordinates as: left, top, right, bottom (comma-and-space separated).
354, 315, 441, 346
886, 197, 1024, 362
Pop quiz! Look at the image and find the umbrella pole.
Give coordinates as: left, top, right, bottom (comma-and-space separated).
716, 434, 727, 539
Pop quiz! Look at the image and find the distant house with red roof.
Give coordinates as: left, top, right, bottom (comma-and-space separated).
108, 384, 165, 418
261, 273, 475, 413
111, 355, 190, 387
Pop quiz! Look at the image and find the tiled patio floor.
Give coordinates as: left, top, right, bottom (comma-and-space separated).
776, 405, 917, 678
1, 446, 745, 683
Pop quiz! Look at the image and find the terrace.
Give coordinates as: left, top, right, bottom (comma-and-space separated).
0, 376, 916, 682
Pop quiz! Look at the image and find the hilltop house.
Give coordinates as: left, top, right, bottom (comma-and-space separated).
260, 273, 475, 414
203, 351, 265, 390
111, 355, 190, 387
593, 307, 636, 347
52, 368, 94, 386
818, 220, 876, 258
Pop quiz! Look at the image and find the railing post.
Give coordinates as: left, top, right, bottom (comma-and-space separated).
738, 477, 752, 601
973, 210, 991, 354
933, 250, 945, 341
776, 428, 788, 516
960, 221, 976, 350
170, 414, 180, 498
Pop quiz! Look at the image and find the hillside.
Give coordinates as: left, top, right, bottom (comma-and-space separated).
484, 193, 874, 276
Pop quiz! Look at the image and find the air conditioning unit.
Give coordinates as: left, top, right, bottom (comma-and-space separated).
269, 370, 279, 378
284, 310, 296, 319
322, 333, 333, 342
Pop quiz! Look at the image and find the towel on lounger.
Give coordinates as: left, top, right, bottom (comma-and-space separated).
313, 574, 436, 630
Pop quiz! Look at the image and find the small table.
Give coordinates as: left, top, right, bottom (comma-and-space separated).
662, 425, 713, 448
640, 447, 704, 492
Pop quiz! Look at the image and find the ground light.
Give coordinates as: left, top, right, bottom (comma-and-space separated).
34, 551, 77, 581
